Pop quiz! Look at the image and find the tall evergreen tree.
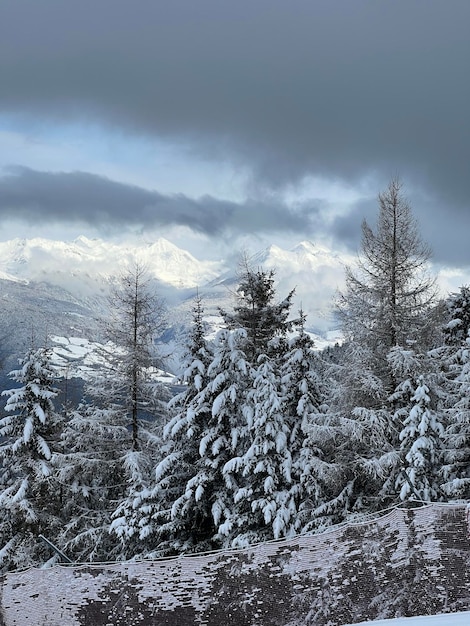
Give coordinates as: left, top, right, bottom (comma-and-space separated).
0, 346, 62, 572
440, 287, 470, 498
329, 179, 437, 516
216, 265, 308, 546
106, 264, 168, 558
337, 178, 436, 410
58, 264, 167, 561
138, 263, 309, 553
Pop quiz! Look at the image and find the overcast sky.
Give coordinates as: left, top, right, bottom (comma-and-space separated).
0, 0, 469, 279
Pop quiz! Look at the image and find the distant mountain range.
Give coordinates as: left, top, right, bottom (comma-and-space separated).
0, 236, 223, 299
0, 236, 346, 377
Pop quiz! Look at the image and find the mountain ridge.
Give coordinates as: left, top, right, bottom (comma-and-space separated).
0, 235, 346, 376
0, 236, 224, 290
0, 235, 347, 330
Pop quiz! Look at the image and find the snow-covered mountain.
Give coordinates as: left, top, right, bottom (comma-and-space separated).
0, 236, 346, 376
0, 236, 346, 327
250, 241, 346, 331
0, 236, 224, 298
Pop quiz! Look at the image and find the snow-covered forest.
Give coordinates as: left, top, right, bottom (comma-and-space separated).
1, 179, 469, 572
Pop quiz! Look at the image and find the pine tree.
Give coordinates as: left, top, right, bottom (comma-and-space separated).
138, 265, 320, 553
221, 256, 295, 361
105, 264, 168, 559
398, 376, 445, 502
0, 346, 62, 571
337, 178, 436, 409
438, 288, 470, 498
280, 312, 333, 532
112, 295, 216, 556
329, 179, 437, 516
57, 264, 167, 561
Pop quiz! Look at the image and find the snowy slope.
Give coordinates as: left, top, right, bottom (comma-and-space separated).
49, 335, 176, 384
343, 611, 470, 625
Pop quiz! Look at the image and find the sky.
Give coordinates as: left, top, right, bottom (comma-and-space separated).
0, 0, 469, 287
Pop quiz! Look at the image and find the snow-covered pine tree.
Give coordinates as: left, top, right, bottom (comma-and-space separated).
227, 348, 297, 546
280, 311, 335, 532
105, 264, 168, 559
112, 294, 216, 556
336, 178, 436, 411
200, 257, 307, 546
330, 179, 437, 516
57, 264, 167, 561
139, 263, 305, 553
221, 256, 295, 361
0, 345, 63, 572
398, 375, 445, 502
440, 287, 470, 498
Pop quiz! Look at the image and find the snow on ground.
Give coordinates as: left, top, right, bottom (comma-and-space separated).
49, 335, 176, 384
343, 610, 470, 625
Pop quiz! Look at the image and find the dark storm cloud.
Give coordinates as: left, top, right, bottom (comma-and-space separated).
0, 166, 315, 236
0, 0, 469, 263
330, 189, 470, 268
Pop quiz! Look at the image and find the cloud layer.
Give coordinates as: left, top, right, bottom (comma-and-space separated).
0, 166, 315, 237
0, 1, 469, 266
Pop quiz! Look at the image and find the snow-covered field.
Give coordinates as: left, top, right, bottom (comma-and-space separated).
344, 611, 470, 625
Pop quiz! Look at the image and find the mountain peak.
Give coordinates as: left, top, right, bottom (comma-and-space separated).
292, 241, 317, 254
74, 235, 99, 247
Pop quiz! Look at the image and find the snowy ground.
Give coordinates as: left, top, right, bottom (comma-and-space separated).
49, 335, 176, 384
344, 611, 470, 625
